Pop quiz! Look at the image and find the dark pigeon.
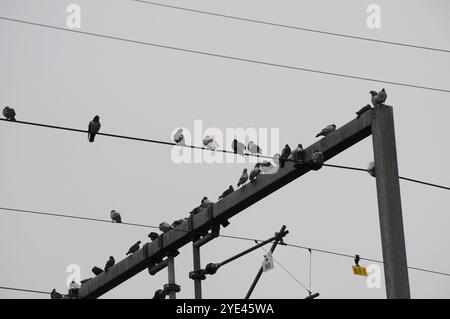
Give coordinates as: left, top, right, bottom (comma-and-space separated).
126, 241, 141, 255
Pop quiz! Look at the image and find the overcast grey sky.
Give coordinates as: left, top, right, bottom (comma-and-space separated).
1, 0, 449, 299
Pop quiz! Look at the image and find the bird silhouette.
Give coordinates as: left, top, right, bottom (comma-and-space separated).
2, 106, 16, 121
201, 196, 212, 208
247, 141, 262, 154
126, 241, 141, 255
110, 210, 122, 223
173, 128, 185, 145
356, 104, 372, 118
249, 163, 262, 182
50, 289, 63, 299
280, 145, 291, 168
105, 256, 115, 271
92, 266, 104, 276
354, 255, 360, 266
219, 185, 234, 200
231, 139, 246, 156
148, 232, 159, 241
316, 124, 336, 138
370, 88, 387, 107
88, 115, 101, 143
237, 169, 249, 187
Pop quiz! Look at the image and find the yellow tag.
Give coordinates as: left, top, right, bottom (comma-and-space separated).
352, 265, 368, 276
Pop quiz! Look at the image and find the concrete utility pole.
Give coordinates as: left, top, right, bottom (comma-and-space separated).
75, 105, 409, 299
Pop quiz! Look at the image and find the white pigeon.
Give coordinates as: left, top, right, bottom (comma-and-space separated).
247, 141, 262, 154
203, 135, 219, 151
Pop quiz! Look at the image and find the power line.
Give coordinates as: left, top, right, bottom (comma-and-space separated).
0, 16, 449, 93
2, 118, 449, 191
131, 0, 450, 54
0, 286, 50, 295
2, 206, 450, 278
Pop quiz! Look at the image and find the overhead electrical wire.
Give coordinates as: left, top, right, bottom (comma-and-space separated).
0, 286, 50, 295
130, 0, 450, 54
0, 16, 449, 93
1, 118, 448, 191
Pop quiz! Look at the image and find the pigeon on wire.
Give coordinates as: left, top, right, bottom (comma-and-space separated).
232, 139, 246, 156
247, 141, 262, 155
92, 266, 104, 276
126, 241, 141, 255
316, 124, 336, 138
367, 161, 376, 177
105, 256, 115, 271
354, 255, 360, 267
203, 135, 219, 151
110, 210, 122, 223
173, 128, 185, 145
201, 197, 212, 208
279, 145, 291, 168
148, 232, 159, 241
2, 106, 16, 121
159, 222, 172, 233
50, 289, 63, 299
88, 115, 101, 143
218, 185, 234, 200
356, 104, 372, 118
249, 163, 262, 182
370, 88, 387, 107
237, 169, 249, 187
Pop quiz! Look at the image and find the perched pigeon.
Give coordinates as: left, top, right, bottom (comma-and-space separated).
354, 255, 360, 267
273, 153, 281, 167
316, 124, 336, 138
370, 89, 387, 107
247, 141, 262, 155
2, 106, 16, 121
260, 161, 273, 173
231, 139, 246, 156
189, 206, 202, 216
126, 241, 141, 255
105, 256, 115, 271
50, 289, 63, 299
288, 144, 304, 163
237, 169, 249, 187
201, 197, 212, 208
173, 128, 185, 145
218, 185, 234, 200
110, 210, 122, 223
153, 289, 167, 299
148, 232, 159, 241
203, 135, 219, 151
280, 145, 291, 168
80, 278, 92, 285
172, 218, 187, 228
88, 115, 101, 143
92, 266, 104, 276
356, 104, 372, 118
367, 161, 376, 177
159, 222, 172, 233
249, 163, 262, 182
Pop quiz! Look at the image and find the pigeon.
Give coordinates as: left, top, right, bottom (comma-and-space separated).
273, 153, 281, 167
2, 106, 16, 121
288, 144, 304, 164
172, 218, 186, 228
231, 139, 246, 156
153, 289, 167, 299
260, 161, 273, 173
105, 256, 115, 271
126, 241, 141, 255
203, 135, 219, 151
189, 206, 202, 216
316, 124, 336, 138
247, 141, 262, 155
249, 163, 261, 182
92, 266, 104, 276
159, 222, 172, 233
50, 289, 63, 299
80, 278, 92, 285
218, 185, 234, 200
148, 232, 159, 241
237, 169, 249, 187
367, 161, 376, 177
88, 115, 101, 143
279, 145, 291, 168
354, 255, 360, 267
110, 210, 122, 223
173, 128, 185, 145
370, 88, 387, 107
356, 104, 372, 118
201, 196, 212, 208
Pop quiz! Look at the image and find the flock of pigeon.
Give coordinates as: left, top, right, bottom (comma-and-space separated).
3, 88, 386, 299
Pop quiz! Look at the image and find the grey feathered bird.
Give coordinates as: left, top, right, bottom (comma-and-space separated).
105, 256, 115, 271
316, 124, 336, 138
260, 161, 273, 173
237, 168, 249, 187
88, 115, 101, 143
2, 106, 16, 121
289, 144, 304, 163
92, 266, 104, 276
80, 278, 92, 285
159, 222, 172, 233
201, 196, 212, 208
356, 104, 372, 118
232, 139, 246, 156
219, 185, 234, 200
203, 135, 219, 151
249, 163, 261, 182
354, 255, 360, 267
279, 145, 291, 168
247, 141, 262, 154
50, 289, 63, 299
110, 210, 122, 223
173, 128, 185, 145
148, 232, 159, 241
126, 241, 141, 255
370, 88, 387, 107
